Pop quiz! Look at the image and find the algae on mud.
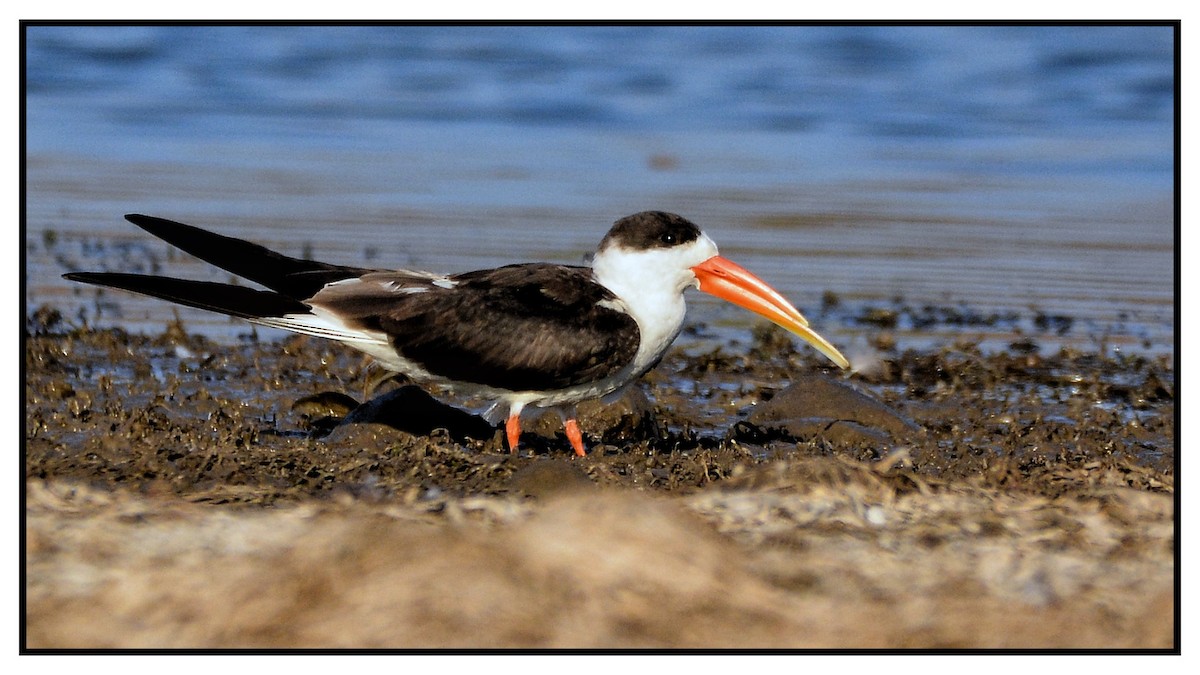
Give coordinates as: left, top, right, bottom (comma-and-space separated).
23, 306, 1175, 649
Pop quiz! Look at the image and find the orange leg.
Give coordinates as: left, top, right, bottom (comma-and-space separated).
564, 418, 587, 457
505, 414, 522, 454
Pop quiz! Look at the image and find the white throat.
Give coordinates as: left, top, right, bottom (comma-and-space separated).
590, 234, 719, 373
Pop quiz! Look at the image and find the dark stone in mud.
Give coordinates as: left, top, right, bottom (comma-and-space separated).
741, 373, 923, 445
333, 386, 496, 444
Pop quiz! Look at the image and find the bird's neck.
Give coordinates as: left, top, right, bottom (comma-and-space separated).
592, 248, 692, 370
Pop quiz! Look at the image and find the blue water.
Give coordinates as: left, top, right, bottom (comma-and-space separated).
26, 25, 1173, 147
23, 24, 1176, 357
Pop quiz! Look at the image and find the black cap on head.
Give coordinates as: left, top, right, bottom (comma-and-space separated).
600, 211, 702, 251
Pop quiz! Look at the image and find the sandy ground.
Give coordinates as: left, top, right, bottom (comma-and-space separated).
23, 310, 1175, 649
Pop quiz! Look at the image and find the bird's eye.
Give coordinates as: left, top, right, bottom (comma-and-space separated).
660, 232, 677, 245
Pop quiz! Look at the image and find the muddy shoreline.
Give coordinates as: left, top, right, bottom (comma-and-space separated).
23, 306, 1175, 649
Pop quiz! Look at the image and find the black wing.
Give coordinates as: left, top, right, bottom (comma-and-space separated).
310, 264, 641, 392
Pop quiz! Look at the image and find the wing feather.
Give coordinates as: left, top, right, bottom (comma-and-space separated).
309, 264, 640, 392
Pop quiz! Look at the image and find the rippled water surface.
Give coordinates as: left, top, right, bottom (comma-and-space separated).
24, 25, 1176, 359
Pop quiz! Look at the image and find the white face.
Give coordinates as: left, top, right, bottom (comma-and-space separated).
589, 231, 720, 375
591, 232, 720, 299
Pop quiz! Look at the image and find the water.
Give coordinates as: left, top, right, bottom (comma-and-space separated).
23, 25, 1176, 360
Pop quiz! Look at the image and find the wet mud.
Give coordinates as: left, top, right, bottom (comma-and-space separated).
24, 305, 1175, 649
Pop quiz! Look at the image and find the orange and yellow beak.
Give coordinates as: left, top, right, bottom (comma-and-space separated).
691, 255, 850, 370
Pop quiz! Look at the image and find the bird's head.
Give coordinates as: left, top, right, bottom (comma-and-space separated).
593, 211, 850, 370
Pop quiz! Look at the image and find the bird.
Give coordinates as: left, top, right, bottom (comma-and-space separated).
64, 211, 850, 456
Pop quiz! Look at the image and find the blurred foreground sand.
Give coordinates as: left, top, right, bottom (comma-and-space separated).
25, 458, 1174, 649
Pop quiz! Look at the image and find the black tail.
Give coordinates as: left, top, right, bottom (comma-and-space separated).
64, 272, 311, 320
123, 214, 377, 300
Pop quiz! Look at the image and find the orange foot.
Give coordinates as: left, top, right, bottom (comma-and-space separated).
564, 418, 586, 457
505, 414, 521, 454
